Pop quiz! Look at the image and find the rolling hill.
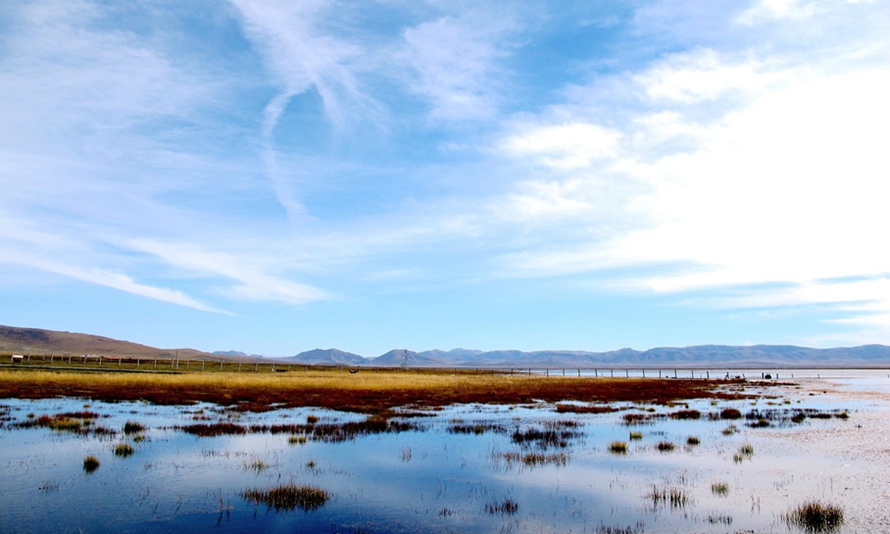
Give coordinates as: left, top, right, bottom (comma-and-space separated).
0, 325, 229, 361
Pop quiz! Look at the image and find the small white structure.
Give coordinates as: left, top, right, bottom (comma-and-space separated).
11, 354, 24, 364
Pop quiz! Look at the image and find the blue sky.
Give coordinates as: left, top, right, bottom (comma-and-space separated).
1, 0, 889, 357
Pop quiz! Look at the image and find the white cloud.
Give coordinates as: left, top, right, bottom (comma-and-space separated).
0, 251, 226, 314
738, 0, 817, 23
402, 15, 512, 121
634, 49, 770, 104
503, 122, 622, 169
227, 0, 380, 220
127, 239, 329, 305
491, 8, 890, 336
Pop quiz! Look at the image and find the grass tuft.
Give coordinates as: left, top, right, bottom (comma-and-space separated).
710, 482, 729, 496
720, 408, 742, 420
113, 443, 134, 458
628, 431, 643, 441
82, 455, 100, 473
241, 483, 330, 512
123, 421, 146, 434
243, 458, 269, 473
655, 441, 675, 452
686, 435, 700, 446
608, 441, 628, 454
785, 501, 844, 532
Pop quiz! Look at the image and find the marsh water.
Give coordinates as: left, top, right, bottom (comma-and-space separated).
2, 371, 889, 533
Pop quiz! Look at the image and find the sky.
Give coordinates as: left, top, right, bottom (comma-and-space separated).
1, 0, 889, 357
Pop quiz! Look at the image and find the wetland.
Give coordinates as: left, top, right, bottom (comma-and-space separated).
0, 366, 888, 533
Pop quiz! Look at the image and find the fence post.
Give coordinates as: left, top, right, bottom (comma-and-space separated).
238, 363, 242, 372
201, 360, 205, 371
219, 361, 223, 371
154, 358, 157, 368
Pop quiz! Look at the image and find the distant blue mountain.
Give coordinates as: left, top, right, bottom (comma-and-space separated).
280, 348, 366, 365
236, 344, 890, 368
375, 344, 890, 368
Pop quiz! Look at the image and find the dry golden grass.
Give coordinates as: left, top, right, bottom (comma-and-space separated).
0, 368, 752, 414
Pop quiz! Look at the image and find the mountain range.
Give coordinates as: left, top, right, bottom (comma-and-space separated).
280, 344, 890, 368
3, 324, 889, 368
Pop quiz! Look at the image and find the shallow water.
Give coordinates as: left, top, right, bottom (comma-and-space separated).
1, 373, 888, 533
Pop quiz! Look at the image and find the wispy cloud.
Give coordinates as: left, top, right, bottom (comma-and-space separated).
401, 14, 514, 122
127, 239, 328, 305
228, 0, 380, 220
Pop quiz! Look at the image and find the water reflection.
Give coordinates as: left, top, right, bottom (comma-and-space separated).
1, 373, 888, 533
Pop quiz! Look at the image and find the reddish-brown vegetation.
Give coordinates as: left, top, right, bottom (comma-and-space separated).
0, 369, 758, 414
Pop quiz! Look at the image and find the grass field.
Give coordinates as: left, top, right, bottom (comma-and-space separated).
0, 362, 754, 414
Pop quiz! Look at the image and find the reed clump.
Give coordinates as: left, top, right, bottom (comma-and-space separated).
710, 482, 729, 496
511, 424, 580, 450
486, 498, 519, 515
609, 441, 628, 454
243, 459, 269, 473
655, 441, 675, 452
493, 450, 569, 469
785, 501, 844, 532
628, 431, 643, 441
669, 409, 701, 420
82, 455, 100, 473
113, 443, 134, 458
648, 486, 689, 509
123, 421, 146, 434
720, 408, 742, 420
241, 483, 330, 512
